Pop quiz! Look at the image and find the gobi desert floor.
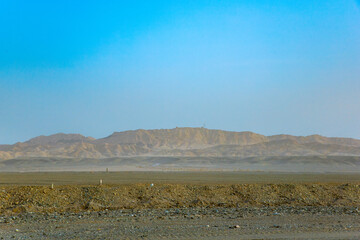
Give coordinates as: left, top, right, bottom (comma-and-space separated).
1, 172, 360, 239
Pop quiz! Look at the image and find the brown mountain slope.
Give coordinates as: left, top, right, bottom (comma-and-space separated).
96, 127, 268, 148
268, 134, 360, 147
25, 133, 95, 146
154, 139, 360, 157
0, 128, 360, 160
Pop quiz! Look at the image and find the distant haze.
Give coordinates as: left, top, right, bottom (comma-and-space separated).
1, 127, 360, 159
1, 1, 360, 144
1, 128, 360, 172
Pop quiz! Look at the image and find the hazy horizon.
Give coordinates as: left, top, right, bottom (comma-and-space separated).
2, 126, 360, 146
1, 0, 360, 144
3, 126, 360, 145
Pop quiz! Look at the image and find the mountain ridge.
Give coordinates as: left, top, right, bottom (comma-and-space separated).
1, 127, 360, 160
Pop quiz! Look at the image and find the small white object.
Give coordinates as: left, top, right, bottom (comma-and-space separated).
51, 183, 54, 189
150, 183, 154, 187
99, 179, 103, 185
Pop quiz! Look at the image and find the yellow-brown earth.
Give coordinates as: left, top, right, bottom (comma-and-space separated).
1, 183, 359, 215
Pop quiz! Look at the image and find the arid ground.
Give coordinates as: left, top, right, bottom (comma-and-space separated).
1, 172, 360, 239
2, 171, 360, 185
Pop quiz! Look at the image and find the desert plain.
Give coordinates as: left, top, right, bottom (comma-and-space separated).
1, 171, 360, 239
1, 128, 360, 238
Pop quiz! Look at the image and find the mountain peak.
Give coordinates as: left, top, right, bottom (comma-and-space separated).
1, 128, 360, 161
26, 133, 95, 145
96, 127, 267, 147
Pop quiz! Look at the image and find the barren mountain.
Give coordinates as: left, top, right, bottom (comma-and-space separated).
1, 128, 360, 163
96, 128, 268, 148
25, 133, 95, 146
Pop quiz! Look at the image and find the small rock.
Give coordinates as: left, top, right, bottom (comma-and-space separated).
230, 225, 240, 229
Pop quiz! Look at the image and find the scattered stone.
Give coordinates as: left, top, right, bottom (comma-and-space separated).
230, 225, 240, 229
271, 225, 281, 228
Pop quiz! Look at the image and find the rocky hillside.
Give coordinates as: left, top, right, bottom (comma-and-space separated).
1, 127, 360, 160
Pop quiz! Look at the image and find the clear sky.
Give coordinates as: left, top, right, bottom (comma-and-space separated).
1, 0, 360, 144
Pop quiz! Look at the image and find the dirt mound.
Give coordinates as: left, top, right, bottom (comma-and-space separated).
1, 183, 360, 215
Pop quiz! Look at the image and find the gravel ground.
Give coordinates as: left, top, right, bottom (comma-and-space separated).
2, 183, 360, 214
1, 181, 360, 239
1, 207, 360, 239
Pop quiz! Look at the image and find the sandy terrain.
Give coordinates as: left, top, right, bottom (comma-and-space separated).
1, 172, 360, 239
2, 156, 360, 173
1, 207, 360, 239
2, 171, 360, 185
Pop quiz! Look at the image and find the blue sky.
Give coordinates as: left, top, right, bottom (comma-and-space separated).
0, 0, 360, 144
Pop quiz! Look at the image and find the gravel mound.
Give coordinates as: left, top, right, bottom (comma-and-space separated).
1, 183, 360, 215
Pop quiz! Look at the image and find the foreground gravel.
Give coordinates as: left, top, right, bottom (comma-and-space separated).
1, 206, 360, 239
2, 183, 360, 215
1, 183, 360, 239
